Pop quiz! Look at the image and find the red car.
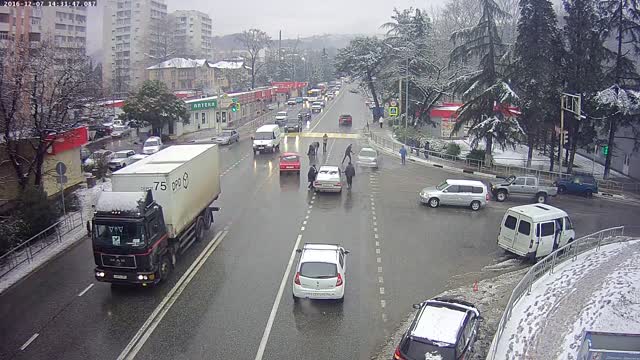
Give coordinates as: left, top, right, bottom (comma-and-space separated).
279, 152, 301, 174
339, 114, 353, 126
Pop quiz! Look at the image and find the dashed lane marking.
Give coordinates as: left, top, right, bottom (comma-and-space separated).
20, 333, 39, 351
77, 283, 94, 297
379, 287, 385, 295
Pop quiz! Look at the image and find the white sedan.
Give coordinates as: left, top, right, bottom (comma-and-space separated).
314, 166, 343, 193
356, 147, 380, 168
293, 243, 349, 301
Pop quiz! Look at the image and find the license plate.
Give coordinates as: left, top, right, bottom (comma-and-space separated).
286, 166, 294, 169
113, 274, 127, 280
258, 146, 265, 149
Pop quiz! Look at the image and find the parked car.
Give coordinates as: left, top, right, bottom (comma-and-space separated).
490, 175, 558, 204
108, 150, 136, 171
214, 129, 239, 145
287, 99, 297, 106
88, 125, 109, 140
279, 153, 301, 174
555, 175, 598, 197
84, 149, 115, 169
129, 154, 148, 164
299, 110, 312, 121
339, 114, 352, 126
314, 165, 343, 193
275, 111, 288, 126
393, 297, 481, 360
267, 103, 277, 110
284, 118, 302, 133
143, 136, 163, 154
111, 124, 131, 138
292, 243, 349, 301
419, 179, 489, 211
356, 147, 380, 168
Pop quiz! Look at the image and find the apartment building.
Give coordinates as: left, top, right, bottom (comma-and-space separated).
169, 10, 213, 59
103, 0, 168, 97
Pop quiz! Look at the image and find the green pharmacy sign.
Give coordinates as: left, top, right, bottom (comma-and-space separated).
190, 99, 217, 111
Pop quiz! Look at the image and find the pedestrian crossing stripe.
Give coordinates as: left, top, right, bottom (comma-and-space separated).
285, 132, 361, 139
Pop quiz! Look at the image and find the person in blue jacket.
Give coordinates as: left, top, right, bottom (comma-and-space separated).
400, 145, 407, 165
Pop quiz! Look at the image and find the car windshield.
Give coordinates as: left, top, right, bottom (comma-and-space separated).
93, 222, 146, 249
287, 119, 299, 124
277, 112, 287, 116
255, 132, 274, 140
221, 131, 233, 136
145, 140, 159, 147
116, 153, 129, 159
359, 150, 377, 158
281, 155, 299, 162
300, 262, 337, 279
436, 181, 449, 190
319, 169, 338, 176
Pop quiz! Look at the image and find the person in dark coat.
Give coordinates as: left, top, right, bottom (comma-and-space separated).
307, 144, 316, 158
313, 141, 320, 153
342, 144, 354, 165
423, 141, 430, 159
307, 165, 318, 190
345, 162, 356, 189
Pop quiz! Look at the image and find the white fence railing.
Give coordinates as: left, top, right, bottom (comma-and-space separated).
485, 226, 628, 360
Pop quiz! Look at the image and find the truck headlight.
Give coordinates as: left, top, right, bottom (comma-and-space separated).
96, 271, 105, 277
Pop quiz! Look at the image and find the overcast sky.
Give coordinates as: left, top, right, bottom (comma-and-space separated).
87, 0, 444, 57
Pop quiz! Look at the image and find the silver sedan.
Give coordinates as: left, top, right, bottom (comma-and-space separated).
356, 147, 380, 168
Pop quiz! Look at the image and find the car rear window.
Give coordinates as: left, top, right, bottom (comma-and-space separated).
299, 262, 337, 279
281, 155, 299, 162
504, 215, 517, 230
360, 150, 377, 158
401, 338, 453, 359
472, 186, 484, 194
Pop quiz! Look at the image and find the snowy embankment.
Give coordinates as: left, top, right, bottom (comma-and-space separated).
494, 240, 640, 359
0, 179, 111, 294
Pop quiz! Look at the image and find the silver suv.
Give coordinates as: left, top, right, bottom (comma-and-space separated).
419, 179, 488, 211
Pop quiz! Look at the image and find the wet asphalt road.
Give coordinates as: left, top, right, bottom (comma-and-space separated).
2, 87, 640, 360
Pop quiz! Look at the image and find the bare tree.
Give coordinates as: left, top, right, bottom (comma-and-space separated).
147, 16, 177, 65
0, 40, 102, 190
237, 29, 271, 89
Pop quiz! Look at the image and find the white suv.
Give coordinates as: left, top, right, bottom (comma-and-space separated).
293, 244, 349, 302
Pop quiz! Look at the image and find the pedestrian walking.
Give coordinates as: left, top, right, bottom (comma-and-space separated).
313, 141, 320, 154
423, 141, 430, 159
414, 139, 421, 156
322, 133, 328, 152
307, 165, 318, 190
341, 144, 354, 165
307, 144, 316, 158
345, 161, 356, 189
400, 145, 407, 165
379, 117, 383, 128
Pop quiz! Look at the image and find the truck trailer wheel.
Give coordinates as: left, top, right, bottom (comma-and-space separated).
195, 217, 205, 242
203, 209, 212, 230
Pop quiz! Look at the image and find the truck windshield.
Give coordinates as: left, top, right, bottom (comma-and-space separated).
94, 222, 146, 249
255, 132, 274, 140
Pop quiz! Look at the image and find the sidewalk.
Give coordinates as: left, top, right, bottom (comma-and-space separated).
177, 107, 280, 143
366, 123, 640, 203
493, 240, 640, 359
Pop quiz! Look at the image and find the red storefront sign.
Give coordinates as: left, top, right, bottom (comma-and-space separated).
46, 127, 88, 155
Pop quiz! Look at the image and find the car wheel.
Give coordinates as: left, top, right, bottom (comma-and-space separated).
470, 200, 481, 211
536, 193, 547, 204
558, 185, 567, 194
584, 189, 593, 198
428, 198, 440, 208
496, 191, 507, 202
159, 255, 172, 281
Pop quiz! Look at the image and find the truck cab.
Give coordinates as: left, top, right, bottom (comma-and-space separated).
93, 191, 172, 285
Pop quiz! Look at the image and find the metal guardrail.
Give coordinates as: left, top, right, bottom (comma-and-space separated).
486, 226, 628, 360
367, 131, 639, 194
0, 212, 84, 279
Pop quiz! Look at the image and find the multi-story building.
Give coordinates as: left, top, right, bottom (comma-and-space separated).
103, 0, 168, 97
168, 10, 213, 59
146, 57, 217, 93
1, 6, 42, 45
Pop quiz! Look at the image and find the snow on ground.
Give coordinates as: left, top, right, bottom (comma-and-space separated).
372, 268, 529, 360
494, 240, 640, 360
0, 179, 111, 294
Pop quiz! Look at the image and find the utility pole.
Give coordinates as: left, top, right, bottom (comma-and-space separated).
405, 56, 409, 144
398, 78, 402, 127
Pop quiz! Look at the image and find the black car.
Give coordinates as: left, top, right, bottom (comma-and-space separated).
285, 119, 302, 133
393, 297, 481, 360
88, 125, 109, 140
299, 110, 311, 121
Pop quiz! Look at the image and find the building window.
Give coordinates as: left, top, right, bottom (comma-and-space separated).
55, 23, 66, 30
29, 32, 41, 42
201, 113, 205, 124
0, 13, 9, 23
0, 31, 9, 40
76, 26, 85, 32
195, 112, 199, 120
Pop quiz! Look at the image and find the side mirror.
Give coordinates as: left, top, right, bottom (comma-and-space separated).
295, 249, 302, 253
412, 303, 422, 310
344, 250, 350, 254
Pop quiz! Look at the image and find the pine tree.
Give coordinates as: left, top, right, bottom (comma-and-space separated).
450, 0, 523, 165
562, 0, 608, 173
512, 0, 564, 168
597, 0, 640, 178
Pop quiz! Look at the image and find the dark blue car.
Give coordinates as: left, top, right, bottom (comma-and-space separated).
555, 175, 598, 197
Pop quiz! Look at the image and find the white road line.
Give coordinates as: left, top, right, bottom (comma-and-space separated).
301, 226, 305, 231
378, 266, 383, 273
380, 300, 386, 308
372, 211, 376, 216
373, 216, 376, 220
307, 210, 311, 214
310, 200, 314, 204
308, 205, 313, 209
373, 221, 377, 226
379, 287, 385, 295
372, 206, 376, 210
376, 248, 380, 254
382, 313, 388, 322
117, 229, 227, 360
377, 257, 382, 263
374, 234, 379, 239
20, 333, 39, 351
374, 227, 378, 232
375, 241, 380, 247
254, 234, 303, 360
378, 276, 384, 284
77, 283, 94, 297
303, 220, 307, 225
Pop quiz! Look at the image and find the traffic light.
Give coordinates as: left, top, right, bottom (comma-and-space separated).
230, 98, 240, 112
602, 145, 609, 155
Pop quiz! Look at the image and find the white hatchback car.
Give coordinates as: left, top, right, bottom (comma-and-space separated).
293, 244, 349, 301
314, 165, 343, 193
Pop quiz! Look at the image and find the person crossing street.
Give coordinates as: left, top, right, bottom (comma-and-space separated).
341, 144, 354, 165
322, 133, 328, 152
307, 165, 318, 190
345, 161, 356, 189
400, 145, 407, 165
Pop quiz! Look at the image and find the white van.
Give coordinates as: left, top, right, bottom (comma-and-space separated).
252, 124, 282, 154
498, 204, 576, 260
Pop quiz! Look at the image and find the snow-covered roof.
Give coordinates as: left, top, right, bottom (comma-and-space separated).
506, 204, 568, 222
115, 144, 215, 175
211, 60, 244, 70
412, 304, 467, 344
301, 245, 339, 264
96, 192, 147, 213
147, 58, 211, 70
